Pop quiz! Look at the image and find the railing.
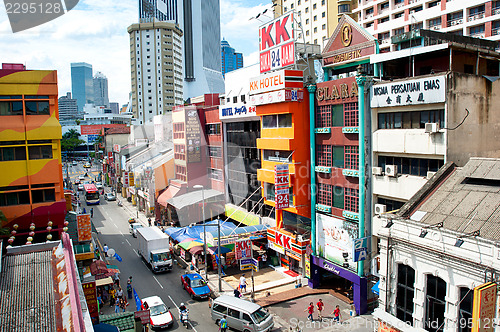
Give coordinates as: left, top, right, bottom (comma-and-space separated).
470, 32, 485, 38
394, 2, 405, 8
492, 27, 500, 35
493, 7, 500, 15
467, 12, 485, 22
430, 24, 441, 30
447, 18, 463, 27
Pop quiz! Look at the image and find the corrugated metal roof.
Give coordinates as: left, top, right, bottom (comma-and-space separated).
416, 158, 500, 241
0, 250, 57, 331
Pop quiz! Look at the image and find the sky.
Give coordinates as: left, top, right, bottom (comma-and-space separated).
0, 0, 273, 106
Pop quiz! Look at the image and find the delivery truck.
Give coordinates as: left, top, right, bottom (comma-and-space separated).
136, 226, 172, 273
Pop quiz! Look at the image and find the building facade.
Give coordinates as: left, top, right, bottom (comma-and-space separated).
139, 0, 179, 22
0, 65, 66, 239
354, 0, 500, 53
93, 71, 109, 108
58, 92, 78, 121
272, 0, 357, 48
128, 21, 184, 124
71, 62, 93, 113
221, 39, 243, 77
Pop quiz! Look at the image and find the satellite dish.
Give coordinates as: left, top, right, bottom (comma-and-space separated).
107, 248, 116, 258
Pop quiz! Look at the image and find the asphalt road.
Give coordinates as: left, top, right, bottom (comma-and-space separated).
89, 194, 220, 332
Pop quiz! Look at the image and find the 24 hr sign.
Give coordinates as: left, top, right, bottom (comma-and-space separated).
259, 12, 295, 73
274, 164, 289, 209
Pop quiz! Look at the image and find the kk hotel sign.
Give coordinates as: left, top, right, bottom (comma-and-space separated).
259, 12, 295, 73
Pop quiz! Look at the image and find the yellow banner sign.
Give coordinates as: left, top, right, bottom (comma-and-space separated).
472, 282, 497, 332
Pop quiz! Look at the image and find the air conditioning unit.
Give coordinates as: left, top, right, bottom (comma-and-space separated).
385, 164, 397, 177
425, 122, 440, 133
427, 171, 437, 179
372, 167, 383, 175
457, 19, 463, 24
375, 204, 387, 215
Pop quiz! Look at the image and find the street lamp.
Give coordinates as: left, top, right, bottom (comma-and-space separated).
193, 185, 207, 280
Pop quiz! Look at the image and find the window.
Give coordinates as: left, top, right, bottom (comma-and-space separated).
242, 313, 253, 324
344, 102, 358, 127
339, 4, 350, 13
314, 15, 317, 21
263, 150, 290, 162
394, 12, 403, 19
305, 7, 309, 13
344, 187, 359, 213
380, 16, 390, 23
425, 275, 446, 332
378, 155, 443, 176
265, 183, 293, 206
322, 24, 326, 30
207, 146, 222, 158
262, 114, 292, 128
322, 11, 325, 17
377, 197, 405, 211
458, 288, 473, 332
174, 144, 185, 160
313, 3, 317, 9
344, 146, 359, 170
428, 0, 440, 8
378, 110, 444, 129
306, 30, 310, 36
322, 0, 325, 4
469, 24, 485, 35
396, 264, 415, 325
317, 145, 332, 167
28, 145, 52, 160
333, 186, 344, 209
208, 168, 223, 181
0, 100, 23, 116
317, 183, 332, 206
31, 188, 55, 203
206, 123, 221, 135
212, 304, 227, 314
394, 27, 404, 35
175, 165, 187, 182
0, 146, 26, 161
25, 100, 49, 115
0, 190, 30, 206
314, 27, 317, 33
306, 18, 309, 24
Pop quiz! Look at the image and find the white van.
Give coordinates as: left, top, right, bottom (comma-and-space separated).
211, 295, 274, 332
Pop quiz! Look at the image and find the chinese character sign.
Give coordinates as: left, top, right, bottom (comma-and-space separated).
274, 164, 289, 209
235, 239, 252, 260
472, 282, 497, 332
77, 213, 92, 242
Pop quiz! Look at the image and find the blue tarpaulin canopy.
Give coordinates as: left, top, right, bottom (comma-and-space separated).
164, 220, 267, 243
371, 280, 380, 295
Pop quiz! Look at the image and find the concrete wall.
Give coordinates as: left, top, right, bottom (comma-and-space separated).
446, 73, 500, 166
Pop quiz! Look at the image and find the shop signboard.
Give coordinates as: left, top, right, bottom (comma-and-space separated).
240, 258, 259, 271
259, 12, 295, 73
472, 282, 497, 332
249, 69, 303, 96
185, 108, 202, 163
250, 88, 304, 106
77, 213, 92, 242
353, 236, 370, 262
274, 164, 289, 209
235, 239, 252, 260
113, 144, 121, 153
123, 171, 129, 186
316, 213, 358, 271
378, 322, 401, 332
82, 281, 99, 323
370, 75, 446, 108
128, 172, 135, 187
219, 103, 258, 121
135, 310, 150, 326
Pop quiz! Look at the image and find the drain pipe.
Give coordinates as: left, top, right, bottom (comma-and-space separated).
308, 84, 317, 254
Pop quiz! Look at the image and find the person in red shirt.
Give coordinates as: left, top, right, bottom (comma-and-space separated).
304, 302, 314, 321
332, 305, 342, 323
316, 299, 325, 320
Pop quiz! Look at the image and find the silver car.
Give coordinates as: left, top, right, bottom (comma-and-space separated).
211, 295, 273, 332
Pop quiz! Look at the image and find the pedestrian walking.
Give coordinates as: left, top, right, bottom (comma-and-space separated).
304, 302, 314, 321
219, 315, 228, 332
148, 218, 152, 226
233, 287, 241, 298
332, 305, 342, 323
116, 287, 123, 299
127, 281, 133, 299
316, 299, 324, 320
109, 287, 115, 307
114, 297, 120, 313
103, 244, 109, 257
239, 274, 247, 292
262, 253, 267, 266
90, 208, 93, 218
119, 298, 127, 312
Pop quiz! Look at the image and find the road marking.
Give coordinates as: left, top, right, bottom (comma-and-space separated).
168, 296, 198, 332
125, 239, 131, 246
133, 249, 140, 257
153, 276, 164, 289
113, 223, 118, 228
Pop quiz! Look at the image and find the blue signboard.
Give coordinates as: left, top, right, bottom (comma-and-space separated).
352, 237, 370, 262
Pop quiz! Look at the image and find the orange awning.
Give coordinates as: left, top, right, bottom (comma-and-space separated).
157, 186, 180, 207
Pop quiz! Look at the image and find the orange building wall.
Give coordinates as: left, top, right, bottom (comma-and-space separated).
256, 89, 311, 226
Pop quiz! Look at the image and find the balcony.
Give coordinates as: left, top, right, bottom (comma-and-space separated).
378, 37, 391, 44
470, 32, 485, 38
493, 7, 500, 15
493, 27, 500, 36
447, 18, 463, 27
468, 12, 485, 22
429, 24, 441, 30
394, 2, 405, 8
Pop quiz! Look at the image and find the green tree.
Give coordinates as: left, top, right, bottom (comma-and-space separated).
61, 129, 85, 158
0, 210, 9, 236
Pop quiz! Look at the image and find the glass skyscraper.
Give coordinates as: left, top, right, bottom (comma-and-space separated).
221, 39, 243, 77
71, 62, 93, 113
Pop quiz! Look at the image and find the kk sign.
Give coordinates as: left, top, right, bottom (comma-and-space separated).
352, 236, 369, 262
274, 164, 289, 209
235, 239, 252, 260
259, 12, 295, 73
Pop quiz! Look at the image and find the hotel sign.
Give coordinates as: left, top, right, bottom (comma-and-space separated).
259, 12, 295, 73
219, 103, 258, 121
249, 69, 303, 96
371, 76, 446, 108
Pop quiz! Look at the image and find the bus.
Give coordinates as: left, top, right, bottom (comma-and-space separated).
83, 184, 100, 205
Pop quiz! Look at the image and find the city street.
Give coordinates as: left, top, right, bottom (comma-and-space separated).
86, 192, 221, 332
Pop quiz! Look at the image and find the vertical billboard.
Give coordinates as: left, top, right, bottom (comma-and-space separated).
274, 164, 289, 209
316, 213, 358, 270
472, 282, 497, 332
259, 12, 295, 73
77, 213, 92, 242
185, 108, 201, 163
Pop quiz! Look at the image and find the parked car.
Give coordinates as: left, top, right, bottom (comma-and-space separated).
129, 223, 144, 237
141, 296, 174, 330
105, 192, 116, 201
72, 161, 77, 166
74, 178, 81, 185
77, 184, 84, 191
79, 175, 85, 181
83, 163, 91, 168
181, 273, 211, 300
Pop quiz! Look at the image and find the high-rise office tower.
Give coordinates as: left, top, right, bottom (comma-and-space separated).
71, 62, 94, 113
221, 39, 243, 77
110, 102, 119, 114
139, 0, 225, 99
93, 72, 109, 108
272, 0, 356, 48
58, 92, 78, 121
128, 21, 184, 124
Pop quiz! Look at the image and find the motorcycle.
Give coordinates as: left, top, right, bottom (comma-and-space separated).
117, 200, 123, 207
179, 309, 189, 328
